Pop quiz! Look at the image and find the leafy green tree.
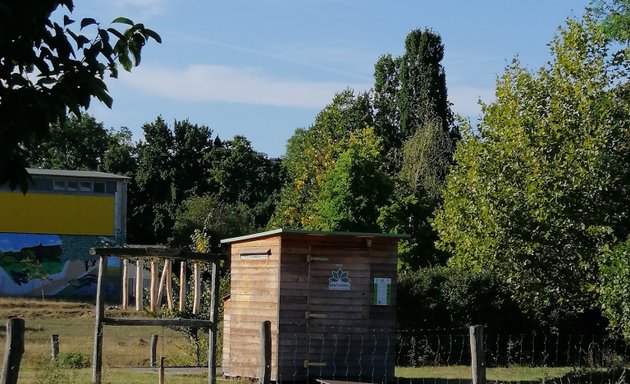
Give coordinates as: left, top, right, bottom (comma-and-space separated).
206, 136, 283, 227
598, 235, 630, 338
101, 127, 137, 176
0, 0, 160, 192
398, 29, 453, 140
270, 90, 388, 231
308, 128, 391, 232
373, 54, 401, 172
27, 113, 111, 170
172, 194, 256, 250
131, 117, 215, 244
434, 15, 630, 319
400, 116, 454, 200
372, 29, 458, 269
592, 0, 630, 59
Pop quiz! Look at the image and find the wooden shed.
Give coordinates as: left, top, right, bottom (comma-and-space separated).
221, 229, 405, 383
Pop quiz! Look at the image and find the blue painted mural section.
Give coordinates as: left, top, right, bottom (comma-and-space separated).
0, 233, 120, 299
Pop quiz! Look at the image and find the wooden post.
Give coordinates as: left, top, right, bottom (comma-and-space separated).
470, 325, 486, 384
208, 261, 220, 384
150, 335, 159, 367
179, 261, 186, 312
158, 356, 165, 384
121, 259, 129, 310
50, 334, 59, 361
165, 259, 173, 310
157, 262, 169, 308
135, 259, 144, 311
1, 318, 25, 384
192, 263, 201, 315
92, 256, 108, 384
259, 321, 271, 384
150, 260, 158, 313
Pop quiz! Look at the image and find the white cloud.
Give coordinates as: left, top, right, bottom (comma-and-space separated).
448, 85, 495, 119
110, 0, 164, 17
120, 64, 370, 109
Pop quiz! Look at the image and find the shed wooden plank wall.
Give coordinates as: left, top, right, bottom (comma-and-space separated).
223, 236, 281, 380
222, 298, 231, 374
277, 235, 398, 383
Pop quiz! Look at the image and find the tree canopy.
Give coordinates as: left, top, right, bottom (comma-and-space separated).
434, 14, 630, 320
270, 90, 389, 231
0, 0, 160, 192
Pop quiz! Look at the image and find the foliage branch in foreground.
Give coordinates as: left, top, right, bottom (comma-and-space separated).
0, 0, 160, 191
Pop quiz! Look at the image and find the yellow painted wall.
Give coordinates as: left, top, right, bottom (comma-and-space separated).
0, 192, 115, 236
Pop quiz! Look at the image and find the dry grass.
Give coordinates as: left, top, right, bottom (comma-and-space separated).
0, 297, 201, 368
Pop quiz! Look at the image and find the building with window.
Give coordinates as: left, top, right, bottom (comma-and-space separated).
0, 169, 128, 298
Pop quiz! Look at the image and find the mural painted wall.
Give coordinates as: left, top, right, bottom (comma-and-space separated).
0, 233, 120, 299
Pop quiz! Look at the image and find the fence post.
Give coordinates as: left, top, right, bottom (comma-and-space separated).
150, 335, 159, 367
470, 325, 486, 384
92, 255, 108, 384
51, 334, 59, 361
1, 318, 25, 384
259, 321, 271, 384
208, 261, 220, 384
158, 356, 165, 384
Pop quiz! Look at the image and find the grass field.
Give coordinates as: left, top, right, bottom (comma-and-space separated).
0, 297, 614, 384
396, 366, 574, 382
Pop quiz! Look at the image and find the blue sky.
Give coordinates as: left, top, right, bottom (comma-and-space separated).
72, 0, 590, 158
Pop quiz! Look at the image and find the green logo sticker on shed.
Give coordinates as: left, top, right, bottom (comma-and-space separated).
328, 267, 351, 291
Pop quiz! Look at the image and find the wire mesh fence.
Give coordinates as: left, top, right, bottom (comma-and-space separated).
396, 328, 629, 369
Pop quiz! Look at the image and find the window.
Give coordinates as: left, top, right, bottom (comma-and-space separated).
93, 182, 106, 193
53, 181, 65, 191
80, 182, 92, 192
66, 181, 79, 191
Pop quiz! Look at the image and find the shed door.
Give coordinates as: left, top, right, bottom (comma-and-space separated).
305, 246, 371, 378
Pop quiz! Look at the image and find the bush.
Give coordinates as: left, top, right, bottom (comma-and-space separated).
397, 266, 531, 332
34, 360, 80, 384
397, 266, 610, 334
57, 351, 90, 368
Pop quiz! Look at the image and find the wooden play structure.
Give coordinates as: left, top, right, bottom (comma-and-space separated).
221, 229, 406, 383
88, 246, 223, 384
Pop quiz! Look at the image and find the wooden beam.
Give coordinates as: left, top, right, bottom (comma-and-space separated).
156, 261, 168, 308
208, 261, 220, 384
102, 317, 213, 328
179, 261, 187, 312
121, 259, 128, 310
135, 260, 144, 312
192, 263, 201, 315
150, 261, 158, 313
259, 320, 271, 384
165, 259, 173, 310
92, 256, 107, 384
90, 247, 223, 262
470, 325, 486, 384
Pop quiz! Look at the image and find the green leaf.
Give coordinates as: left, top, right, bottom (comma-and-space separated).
145, 29, 162, 44
63, 15, 74, 27
80, 18, 97, 29
112, 17, 134, 26
107, 27, 125, 40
